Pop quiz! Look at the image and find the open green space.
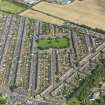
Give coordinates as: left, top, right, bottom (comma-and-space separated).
37, 37, 69, 49
0, 0, 27, 14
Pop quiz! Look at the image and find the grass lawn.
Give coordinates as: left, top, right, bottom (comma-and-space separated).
0, 0, 27, 14
37, 37, 69, 49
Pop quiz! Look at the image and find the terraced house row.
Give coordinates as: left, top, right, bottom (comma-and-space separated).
0, 11, 105, 102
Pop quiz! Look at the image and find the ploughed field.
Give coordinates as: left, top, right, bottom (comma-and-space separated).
20, 9, 65, 26
1, 11, 105, 97
31, 0, 105, 30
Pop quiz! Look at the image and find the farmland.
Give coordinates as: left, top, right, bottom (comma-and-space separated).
31, 0, 105, 30
19, 9, 65, 26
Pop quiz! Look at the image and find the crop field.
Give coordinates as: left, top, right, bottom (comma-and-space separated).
37, 37, 69, 49
32, 0, 105, 30
0, 0, 27, 14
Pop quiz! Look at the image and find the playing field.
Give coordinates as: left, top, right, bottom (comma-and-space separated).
37, 37, 69, 49
32, 0, 105, 30
20, 9, 65, 26
0, 0, 27, 14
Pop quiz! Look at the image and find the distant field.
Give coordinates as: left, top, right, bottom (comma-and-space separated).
37, 37, 69, 49
0, 0, 27, 14
32, 0, 105, 30
20, 9, 65, 26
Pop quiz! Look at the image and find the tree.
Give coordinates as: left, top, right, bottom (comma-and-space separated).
67, 97, 80, 105
0, 96, 6, 105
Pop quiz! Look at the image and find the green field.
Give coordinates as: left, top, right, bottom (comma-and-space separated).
0, 0, 27, 14
37, 37, 69, 49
